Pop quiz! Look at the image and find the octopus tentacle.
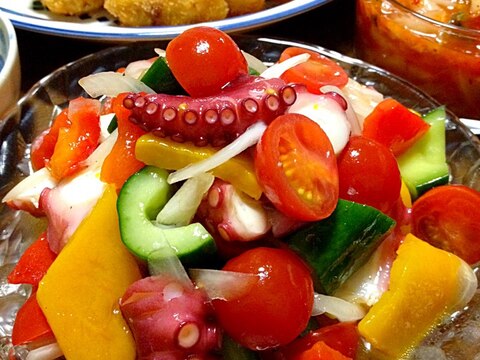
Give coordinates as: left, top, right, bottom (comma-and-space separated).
123, 75, 297, 147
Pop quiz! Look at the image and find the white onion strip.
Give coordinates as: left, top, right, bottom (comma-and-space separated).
312, 293, 367, 322
189, 268, 258, 301
78, 71, 156, 98
167, 122, 267, 184
260, 53, 310, 79
26, 342, 63, 360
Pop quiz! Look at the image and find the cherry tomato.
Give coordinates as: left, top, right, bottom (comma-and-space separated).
166, 26, 248, 97
48, 97, 101, 180
279, 47, 349, 94
213, 247, 314, 350
337, 136, 401, 214
411, 184, 480, 264
362, 98, 430, 156
255, 113, 339, 221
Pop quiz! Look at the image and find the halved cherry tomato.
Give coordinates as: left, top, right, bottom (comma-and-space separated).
411, 184, 480, 264
279, 47, 349, 93
48, 97, 101, 180
213, 247, 314, 350
337, 136, 402, 214
12, 291, 55, 346
166, 26, 248, 97
8, 231, 56, 287
295, 341, 353, 360
30, 109, 70, 171
362, 98, 430, 156
255, 113, 339, 221
100, 93, 146, 190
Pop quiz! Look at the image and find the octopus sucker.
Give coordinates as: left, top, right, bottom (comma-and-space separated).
123, 75, 297, 146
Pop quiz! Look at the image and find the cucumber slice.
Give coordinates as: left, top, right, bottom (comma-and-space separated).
286, 199, 395, 295
140, 57, 184, 94
397, 107, 449, 199
117, 166, 216, 266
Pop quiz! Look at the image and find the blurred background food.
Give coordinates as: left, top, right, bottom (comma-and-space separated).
39, 0, 287, 26
354, 0, 480, 119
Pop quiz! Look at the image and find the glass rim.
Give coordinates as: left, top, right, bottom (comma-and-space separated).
386, 0, 480, 36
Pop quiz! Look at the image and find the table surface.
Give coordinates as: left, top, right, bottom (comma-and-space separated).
16, 0, 355, 93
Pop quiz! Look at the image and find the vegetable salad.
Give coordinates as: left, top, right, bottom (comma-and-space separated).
3, 26, 480, 360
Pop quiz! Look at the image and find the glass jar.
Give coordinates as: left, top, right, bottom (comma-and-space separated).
355, 0, 480, 119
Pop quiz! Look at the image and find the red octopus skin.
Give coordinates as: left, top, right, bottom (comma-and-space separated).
120, 275, 220, 360
123, 75, 297, 147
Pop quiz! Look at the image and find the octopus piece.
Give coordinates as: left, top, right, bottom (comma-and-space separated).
104, 0, 229, 26
40, 0, 104, 15
123, 75, 297, 147
120, 275, 220, 359
196, 179, 271, 242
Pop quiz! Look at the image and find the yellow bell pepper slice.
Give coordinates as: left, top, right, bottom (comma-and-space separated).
358, 233, 476, 359
37, 185, 142, 360
135, 133, 262, 200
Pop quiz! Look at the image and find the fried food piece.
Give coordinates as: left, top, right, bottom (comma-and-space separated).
104, 0, 229, 26
41, 0, 104, 15
226, 0, 265, 16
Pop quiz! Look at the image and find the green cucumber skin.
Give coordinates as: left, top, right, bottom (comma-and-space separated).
286, 199, 396, 295
222, 335, 260, 360
117, 166, 216, 265
140, 57, 184, 94
397, 107, 449, 199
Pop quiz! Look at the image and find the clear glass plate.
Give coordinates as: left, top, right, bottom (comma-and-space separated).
1, 36, 479, 358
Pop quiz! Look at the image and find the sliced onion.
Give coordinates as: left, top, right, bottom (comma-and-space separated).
452, 259, 478, 310
340, 78, 384, 128
260, 53, 310, 79
156, 172, 214, 226
189, 268, 258, 301
2, 167, 57, 208
167, 122, 267, 184
148, 245, 192, 287
312, 293, 367, 322
81, 129, 118, 170
26, 342, 63, 360
78, 71, 155, 98
124, 59, 154, 79
242, 50, 268, 74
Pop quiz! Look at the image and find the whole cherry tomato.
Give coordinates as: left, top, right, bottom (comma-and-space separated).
337, 136, 401, 214
278, 47, 349, 94
166, 26, 248, 97
255, 113, 339, 221
213, 247, 314, 350
411, 184, 480, 264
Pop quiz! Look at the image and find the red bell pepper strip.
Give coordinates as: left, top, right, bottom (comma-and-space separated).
48, 97, 101, 180
295, 341, 353, 360
30, 109, 70, 171
362, 98, 430, 156
100, 93, 146, 191
266, 322, 359, 359
8, 231, 56, 287
12, 291, 55, 346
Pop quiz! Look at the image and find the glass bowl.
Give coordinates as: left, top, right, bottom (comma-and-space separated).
0, 10, 20, 118
354, 0, 480, 120
1, 36, 480, 358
